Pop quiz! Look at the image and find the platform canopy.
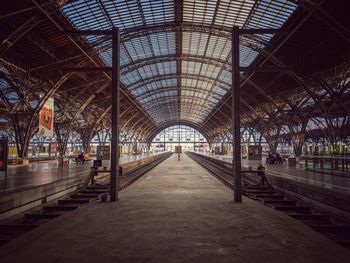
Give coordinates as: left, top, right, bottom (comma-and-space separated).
0, 0, 349, 150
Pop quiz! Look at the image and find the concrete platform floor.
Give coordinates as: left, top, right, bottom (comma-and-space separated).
0, 154, 349, 262
0, 152, 160, 192
199, 152, 350, 195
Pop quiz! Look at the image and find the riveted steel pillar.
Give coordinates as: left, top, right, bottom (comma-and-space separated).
231, 26, 242, 202
110, 27, 120, 202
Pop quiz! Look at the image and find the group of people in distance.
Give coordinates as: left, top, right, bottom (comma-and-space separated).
266, 151, 284, 164
74, 151, 85, 164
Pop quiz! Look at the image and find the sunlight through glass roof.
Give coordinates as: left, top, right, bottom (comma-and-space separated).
62, 0, 297, 125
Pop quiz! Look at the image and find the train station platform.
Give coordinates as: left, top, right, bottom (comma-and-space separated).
0, 152, 164, 192
190, 152, 350, 223
0, 153, 349, 262
198, 152, 350, 195
0, 152, 170, 221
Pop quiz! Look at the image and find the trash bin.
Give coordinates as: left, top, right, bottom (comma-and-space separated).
288, 157, 296, 167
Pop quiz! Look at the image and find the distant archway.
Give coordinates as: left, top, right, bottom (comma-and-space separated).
150, 125, 209, 152
147, 120, 211, 143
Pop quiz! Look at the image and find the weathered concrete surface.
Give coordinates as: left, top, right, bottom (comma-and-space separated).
193, 152, 350, 221
0, 152, 170, 221
0, 152, 167, 192
0, 154, 349, 263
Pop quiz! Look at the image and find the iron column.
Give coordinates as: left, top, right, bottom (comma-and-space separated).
231, 26, 242, 202
110, 27, 120, 202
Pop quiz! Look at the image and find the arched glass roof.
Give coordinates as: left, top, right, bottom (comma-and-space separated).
61, 0, 298, 125
152, 125, 207, 143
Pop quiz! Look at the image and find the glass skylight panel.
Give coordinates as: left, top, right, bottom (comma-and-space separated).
206, 35, 231, 61
240, 45, 259, 67
121, 71, 141, 86
182, 61, 202, 75
183, 0, 216, 25
195, 80, 208, 91
141, 0, 174, 24
124, 36, 153, 61
201, 64, 221, 79
137, 64, 158, 79
200, 80, 212, 91
215, 0, 254, 28
212, 85, 227, 96
143, 92, 178, 107
63, 2, 110, 31
158, 61, 176, 75
218, 70, 232, 86
246, 0, 297, 41
99, 50, 112, 66
120, 46, 132, 66
140, 90, 177, 103
6, 91, 19, 103
129, 61, 172, 81
182, 90, 192, 97
207, 96, 219, 104
150, 32, 176, 56
102, 1, 144, 29
182, 32, 208, 56
132, 78, 177, 97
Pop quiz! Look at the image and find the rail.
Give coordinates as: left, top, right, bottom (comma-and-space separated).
0, 152, 173, 245
186, 151, 350, 250
186, 152, 270, 190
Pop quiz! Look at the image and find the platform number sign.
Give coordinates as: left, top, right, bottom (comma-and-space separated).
0, 138, 8, 173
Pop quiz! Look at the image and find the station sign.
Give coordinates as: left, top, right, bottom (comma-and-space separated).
96, 145, 110, 160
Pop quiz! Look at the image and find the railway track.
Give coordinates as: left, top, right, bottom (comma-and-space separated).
187, 152, 350, 250
0, 153, 172, 246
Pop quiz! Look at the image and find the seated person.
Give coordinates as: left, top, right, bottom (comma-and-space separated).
267, 151, 275, 164
75, 152, 85, 164
275, 152, 283, 164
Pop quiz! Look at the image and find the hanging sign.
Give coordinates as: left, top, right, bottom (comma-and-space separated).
39, 97, 54, 137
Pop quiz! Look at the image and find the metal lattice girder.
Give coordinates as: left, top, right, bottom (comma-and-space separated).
2, 0, 350, 150
58, 0, 298, 125
121, 54, 230, 75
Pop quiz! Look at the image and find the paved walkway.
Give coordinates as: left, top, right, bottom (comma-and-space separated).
0, 154, 348, 262
0, 153, 161, 192
200, 152, 350, 195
